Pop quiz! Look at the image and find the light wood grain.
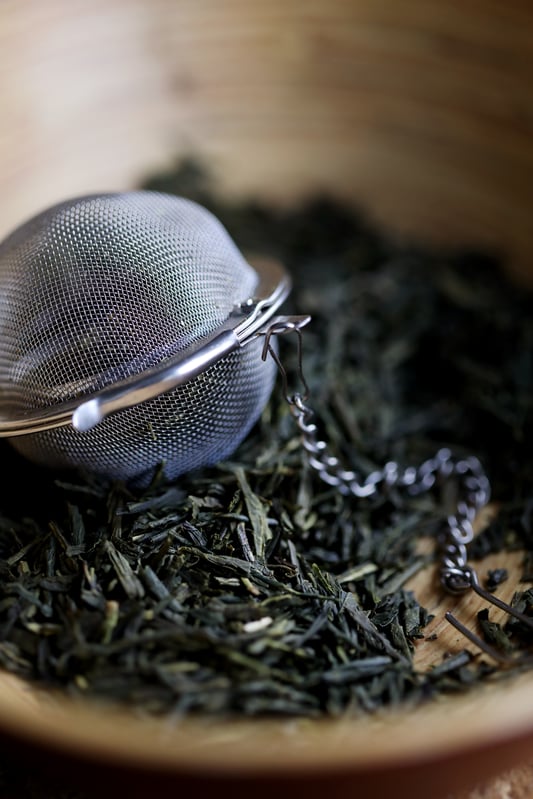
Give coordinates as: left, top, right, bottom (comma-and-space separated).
1, 3, 533, 798
0, 1, 532, 279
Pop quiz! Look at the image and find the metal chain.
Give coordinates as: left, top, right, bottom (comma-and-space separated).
262, 317, 533, 663
260, 318, 491, 598
287, 392, 491, 594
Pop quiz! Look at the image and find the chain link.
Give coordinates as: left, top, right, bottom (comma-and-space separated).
261, 318, 533, 662
260, 318, 492, 598
287, 392, 491, 595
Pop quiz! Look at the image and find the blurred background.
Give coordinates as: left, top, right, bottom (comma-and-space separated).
0, 0, 532, 279
0, 3, 533, 798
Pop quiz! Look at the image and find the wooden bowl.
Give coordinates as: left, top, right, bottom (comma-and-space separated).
0, 2, 532, 797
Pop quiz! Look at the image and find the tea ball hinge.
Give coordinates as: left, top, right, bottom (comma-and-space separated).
0, 256, 293, 438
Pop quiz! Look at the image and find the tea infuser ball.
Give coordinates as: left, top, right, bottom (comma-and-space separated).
0, 191, 292, 485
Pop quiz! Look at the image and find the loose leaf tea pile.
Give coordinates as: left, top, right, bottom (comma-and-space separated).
0, 160, 532, 718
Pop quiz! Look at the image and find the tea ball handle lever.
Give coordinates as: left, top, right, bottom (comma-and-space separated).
73, 328, 242, 432
74, 312, 311, 433
0, 256, 293, 439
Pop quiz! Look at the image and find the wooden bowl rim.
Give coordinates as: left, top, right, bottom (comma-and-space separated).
0, 667, 533, 777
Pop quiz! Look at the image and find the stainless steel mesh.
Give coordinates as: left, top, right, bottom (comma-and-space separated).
0, 192, 277, 484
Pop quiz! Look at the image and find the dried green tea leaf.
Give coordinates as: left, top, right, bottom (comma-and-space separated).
0, 159, 531, 719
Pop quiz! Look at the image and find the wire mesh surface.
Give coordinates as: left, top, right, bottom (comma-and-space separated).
0, 192, 276, 483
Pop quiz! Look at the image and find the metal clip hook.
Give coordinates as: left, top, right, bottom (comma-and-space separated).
260, 312, 533, 667
445, 567, 533, 666
260, 315, 311, 404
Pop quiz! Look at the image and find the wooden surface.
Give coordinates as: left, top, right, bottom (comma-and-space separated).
0, 1, 532, 280
2, 607, 533, 799
0, 2, 533, 798
407, 507, 525, 671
